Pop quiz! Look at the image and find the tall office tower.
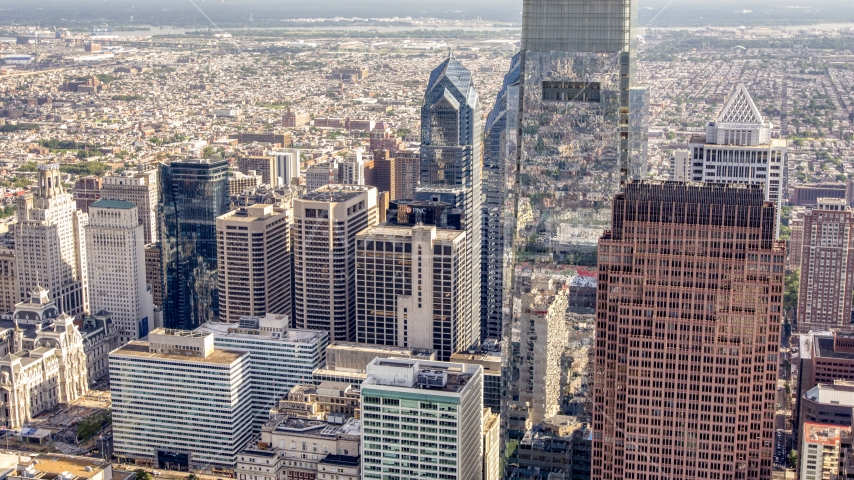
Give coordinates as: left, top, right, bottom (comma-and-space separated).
72, 176, 101, 213
292, 185, 378, 341
0, 233, 17, 313
144, 243, 163, 308
272, 149, 301, 186
110, 329, 254, 472
360, 357, 484, 480
514, 0, 638, 262
593, 181, 785, 480
372, 150, 397, 200
216, 204, 292, 322
100, 168, 159, 245
236, 155, 276, 185
796, 198, 854, 332
420, 55, 482, 350
340, 150, 365, 185
481, 53, 520, 341
85, 200, 154, 343
355, 224, 470, 361
14, 164, 89, 315
394, 148, 419, 200
508, 281, 569, 435
160, 159, 230, 330
685, 84, 788, 235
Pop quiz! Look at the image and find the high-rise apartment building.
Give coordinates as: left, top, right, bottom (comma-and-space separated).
360, 357, 484, 480
340, 150, 365, 185
0, 233, 17, 313
110, 329, 254, 473
160, 159, 230, 330
481, 53, 520, 341
593, 181, 785, 480
685, 84, 788, 235
420, 55, 482, 349
85, 199, 154, 343
355, 224, 470, 361
292, 185, 378, 341
796, 198, 854, 331
100, 168, 159, 245
15, 163, 89, 315
787, 207, 806, 269
508, 282, 569, 435
272, 149, 301, 186
216, 204, 292, 322
236, 155, 276, 185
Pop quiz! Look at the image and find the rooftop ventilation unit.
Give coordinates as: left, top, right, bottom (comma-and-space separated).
417, 370, 448, 388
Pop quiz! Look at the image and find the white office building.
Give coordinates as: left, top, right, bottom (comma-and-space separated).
14, 164, 88, 315
110, 328, 254, 474
360, 358, 483, 480
341, 150, 365, 185
684, 84, 787, 234
195, 315, 328, 428
272, 149, 301, 186
85, 199, 154, 343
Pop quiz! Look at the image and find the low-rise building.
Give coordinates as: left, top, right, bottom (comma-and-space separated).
270, 381, 361, 420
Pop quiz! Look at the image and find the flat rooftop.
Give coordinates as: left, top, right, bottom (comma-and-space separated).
19, 455, 111, 479
197, 322, 325, 344
358, 225, 464, 241
327, 342, 434, 356
803, 422, 849, 446
816, 336, 854, 361
111, 341, 244, 365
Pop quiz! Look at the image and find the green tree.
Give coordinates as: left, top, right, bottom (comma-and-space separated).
784, 269, 799, 312
135, 470, 152, 480
201, 146, 216, 159
788, 450, 797, 468
187, 475, 200, 480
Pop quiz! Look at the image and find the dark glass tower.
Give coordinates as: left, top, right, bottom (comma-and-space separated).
418, 55, 483, 351
482, 53, 521, 342
160, 158, 230, 330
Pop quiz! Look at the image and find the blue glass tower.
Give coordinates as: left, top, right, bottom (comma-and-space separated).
418, 55, 483, 351
160, 158, 230, 330
482, 53, 521, 342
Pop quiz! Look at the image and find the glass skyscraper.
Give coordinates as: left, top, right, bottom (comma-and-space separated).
418, 55, 483, 351
482, 53, 521, 342
160, 158, 230, 330
498, 0, 644, 450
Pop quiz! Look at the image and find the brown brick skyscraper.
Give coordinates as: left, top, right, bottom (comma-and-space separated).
593, 181, 785, 480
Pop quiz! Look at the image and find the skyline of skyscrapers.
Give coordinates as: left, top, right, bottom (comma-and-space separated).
419, 55, 483, 350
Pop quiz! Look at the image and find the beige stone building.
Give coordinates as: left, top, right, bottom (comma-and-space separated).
100, 168, 159, 245
216, 204, 292, 322
0, 233, 17, 314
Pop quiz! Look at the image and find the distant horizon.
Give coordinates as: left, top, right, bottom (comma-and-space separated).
0, 0, 851, 30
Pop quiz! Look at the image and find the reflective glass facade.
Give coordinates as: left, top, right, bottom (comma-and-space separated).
482, 53, 520, 342
160, 159, 230, 330
419, 56, 483, 350
500, 0, 642, 448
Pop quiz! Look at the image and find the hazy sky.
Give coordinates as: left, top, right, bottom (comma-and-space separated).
0, 0, 850, 27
